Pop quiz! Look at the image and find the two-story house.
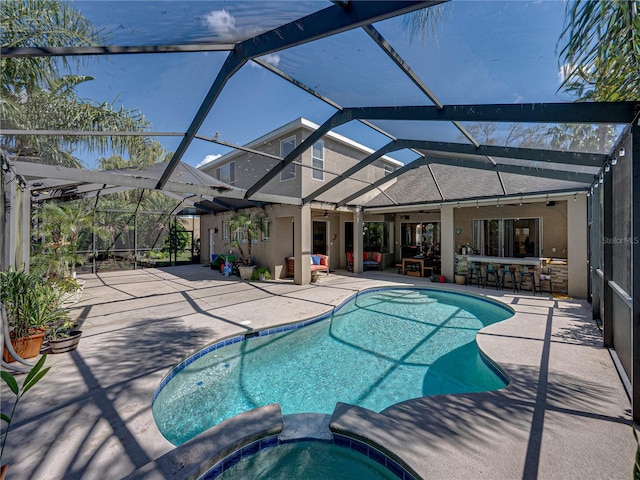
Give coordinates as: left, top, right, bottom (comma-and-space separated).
199, 117, 403, 281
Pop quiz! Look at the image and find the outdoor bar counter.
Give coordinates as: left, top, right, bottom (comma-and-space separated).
467, 255, 545, 266
456, 254, 568, 293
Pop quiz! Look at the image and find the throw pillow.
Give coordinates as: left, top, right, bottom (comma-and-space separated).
311, 255, 322, 265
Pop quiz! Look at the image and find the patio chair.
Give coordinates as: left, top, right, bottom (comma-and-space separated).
467, 262, 484, 287
485, 263, 501, 289
519, 267, 539, 295
501, 265, 518, 292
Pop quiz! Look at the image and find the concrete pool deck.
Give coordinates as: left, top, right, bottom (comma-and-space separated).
0, 264, 634, 479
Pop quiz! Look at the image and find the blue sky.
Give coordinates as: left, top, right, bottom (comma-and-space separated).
71, 1, 573, 170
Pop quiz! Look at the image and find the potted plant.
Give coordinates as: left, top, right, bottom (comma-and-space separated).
1, 354, 51, 479
0, 267, 67, 363
46, 319, 82, 354
454, 266, 467, 285
226, 210, 268, 280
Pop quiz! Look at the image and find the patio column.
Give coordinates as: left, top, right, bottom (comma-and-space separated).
353, 208, 363, 274
294, 204, 311, 285
440, 204, 455, 281
567, 194, 587, 298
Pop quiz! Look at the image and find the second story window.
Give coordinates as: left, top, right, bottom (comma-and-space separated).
280, 136, 296, 181
312, 140, 324, 181
216, 162, 235, 185
222, 220, 229, 241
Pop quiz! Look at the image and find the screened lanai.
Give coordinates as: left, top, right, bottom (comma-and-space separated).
1, 0, 639, 425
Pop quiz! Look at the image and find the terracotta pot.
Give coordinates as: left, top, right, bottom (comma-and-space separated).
49, 330, 82, 354
2, 330, 45, 363
454, 274, 467, 285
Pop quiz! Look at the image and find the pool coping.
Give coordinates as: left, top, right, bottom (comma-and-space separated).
123, 404, 284, 480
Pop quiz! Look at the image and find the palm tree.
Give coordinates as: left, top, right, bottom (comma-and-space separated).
31, 201, 102, 279
227, 211, 268, 265
1, 0, 153, 167
1, 0, 103, 90
558, 0, 639, 101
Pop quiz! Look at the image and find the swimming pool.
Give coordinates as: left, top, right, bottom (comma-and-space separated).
153, 288, 513, 445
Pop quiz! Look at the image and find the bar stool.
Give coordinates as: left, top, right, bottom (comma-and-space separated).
467, 262, 484, 287
485, 263, 501, 289
539, 269, 553, 294
519, 267, 538, 294
501, 265, 518, 292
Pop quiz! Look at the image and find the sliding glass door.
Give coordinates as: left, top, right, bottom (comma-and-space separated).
473, 218, 541, 257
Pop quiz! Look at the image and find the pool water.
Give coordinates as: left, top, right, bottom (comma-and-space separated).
153, 288, 512, 445
206, 440, 403, 480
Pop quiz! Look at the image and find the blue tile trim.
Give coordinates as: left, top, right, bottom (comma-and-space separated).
200, 433, 416, 480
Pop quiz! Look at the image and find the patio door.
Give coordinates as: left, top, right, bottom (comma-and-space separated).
313, 221, 327, 255
345, 221, 354, 253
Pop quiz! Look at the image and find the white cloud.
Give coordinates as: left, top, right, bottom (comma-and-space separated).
251, 53, 281, 68
203, 10, 237, 40
197, 154, 222, 169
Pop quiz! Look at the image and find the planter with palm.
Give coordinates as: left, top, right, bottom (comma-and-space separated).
227, 211, 268, 280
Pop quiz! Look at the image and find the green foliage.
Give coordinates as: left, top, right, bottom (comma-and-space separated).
364, 222, 387, 252
163, 222, 191, 255
251, 267, 272, 281
0, 267, 68, 338
558, 0, 640, 101
1, 354, 51, 462
46, 317, 77, 340
31, 200, 104, 279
